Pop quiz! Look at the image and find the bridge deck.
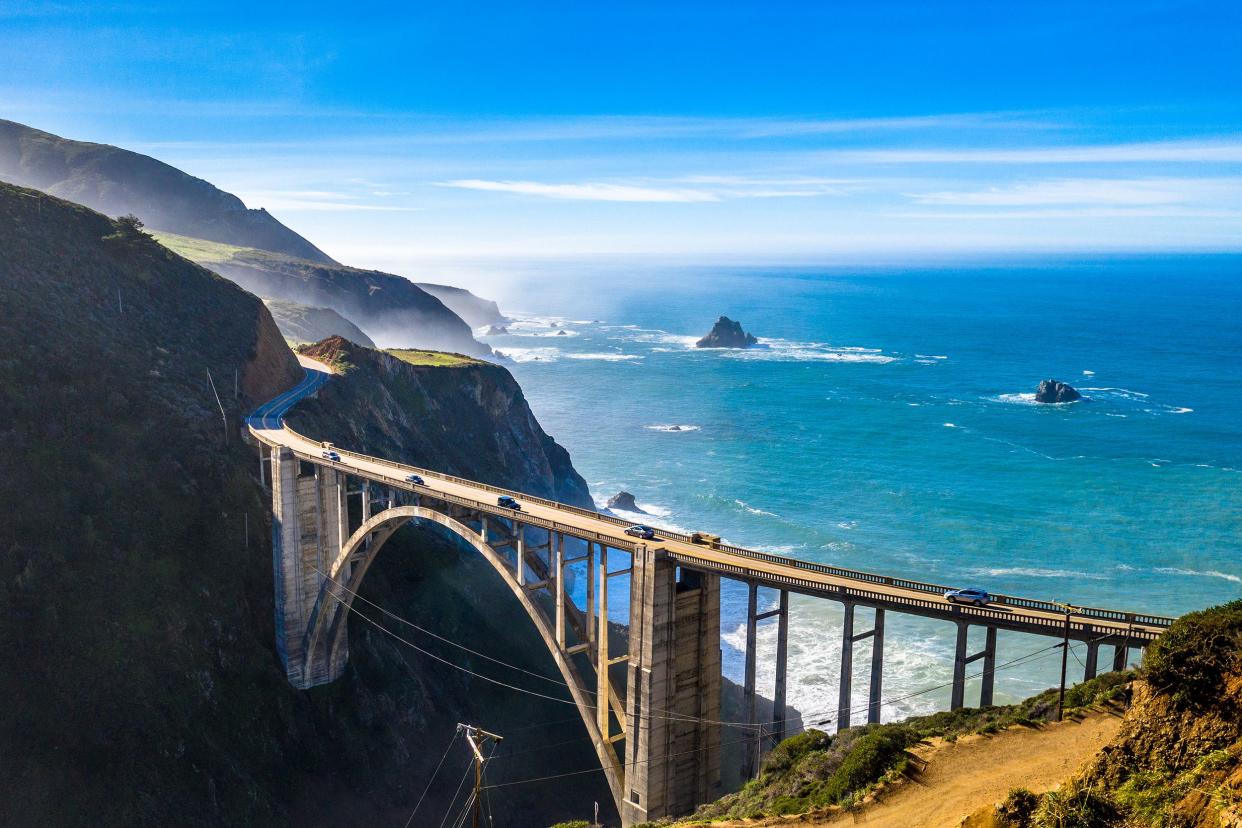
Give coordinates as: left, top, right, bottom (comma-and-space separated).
249, 364, 1173, 646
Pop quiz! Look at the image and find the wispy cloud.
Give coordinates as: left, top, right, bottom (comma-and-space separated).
911, 177, 1242, 206
823, 138, 1242, 165
439, 176, 862, 202
439, 179, 720, 202
237, 189, 423, 212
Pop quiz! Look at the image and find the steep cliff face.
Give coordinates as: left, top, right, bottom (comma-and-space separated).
415, 282, 508, 328
291, 337, 592, 507
0, 119, 334, 263
263, 298, 377, 348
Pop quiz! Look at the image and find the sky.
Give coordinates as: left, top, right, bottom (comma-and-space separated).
2, 1, 1241, 269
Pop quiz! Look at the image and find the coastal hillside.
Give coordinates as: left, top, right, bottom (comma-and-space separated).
984, 600, 1242, 828
156, 231, 491, 357
290, 336, 592, 506
0, 182, 611, 826
0, 119, 334, 263
415, 281, 508, 328
263, 298, 377, 348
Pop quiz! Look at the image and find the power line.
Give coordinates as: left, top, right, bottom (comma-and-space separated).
404, 730, 459, 828
438, 758, 476, 828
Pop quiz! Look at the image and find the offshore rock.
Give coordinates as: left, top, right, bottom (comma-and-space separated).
606, 491, 646, 514
696, 315, 758, 348
1034, 379, 1082, 403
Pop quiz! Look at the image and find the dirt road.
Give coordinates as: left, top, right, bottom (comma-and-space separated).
688, 708, 1123, 828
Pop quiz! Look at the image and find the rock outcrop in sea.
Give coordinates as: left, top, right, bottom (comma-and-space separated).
1034, 379, 1082, 403
606, 491, 646, 514
696, 316, 759, 348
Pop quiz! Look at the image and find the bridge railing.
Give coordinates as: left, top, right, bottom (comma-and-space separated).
259, 422, 1175, 632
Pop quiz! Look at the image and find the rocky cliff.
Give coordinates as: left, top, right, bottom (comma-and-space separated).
416, 282, 508, 328
291, 337, 591, 506
263, 298, 377, 349
0, 119, 334, 263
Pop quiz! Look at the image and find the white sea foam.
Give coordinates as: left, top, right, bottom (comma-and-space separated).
943, 422, 958, 428
721, 339, 898, 364
836, 520, 858, 530
1170, 407, 1194, 414
994, 392, 1039, 405
496, 347, 560, 363
645, 424, 700, 432
734, 499, 780, 518
1082, 370, 1095, 376
1080, 386, 1149, 399
566, 352, 642, 362
1155, 567, 1242, 584
915, 354, 948, 360
967, 566, 1107, 580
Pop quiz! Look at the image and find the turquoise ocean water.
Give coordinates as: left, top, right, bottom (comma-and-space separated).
489, 256, 1241, 724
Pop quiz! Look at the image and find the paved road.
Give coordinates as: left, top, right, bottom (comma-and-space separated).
249, 359, 1173, 643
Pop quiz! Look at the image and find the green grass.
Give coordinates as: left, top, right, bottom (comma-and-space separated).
151, 231, 250, 263
386, 348, 481, 367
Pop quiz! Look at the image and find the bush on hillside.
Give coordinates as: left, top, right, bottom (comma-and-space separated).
1143, 599, 1242, 708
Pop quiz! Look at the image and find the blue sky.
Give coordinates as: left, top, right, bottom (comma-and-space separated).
2, 1, 1241, 267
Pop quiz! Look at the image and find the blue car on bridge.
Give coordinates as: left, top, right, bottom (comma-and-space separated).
945, 586, 992, 606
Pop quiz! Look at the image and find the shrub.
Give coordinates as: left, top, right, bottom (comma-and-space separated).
1032, 788, 1120, 828
1144, 599, 1242, 708
811, 727, 914, 806
997, 787, 1040, 827
761, 729, 831, 775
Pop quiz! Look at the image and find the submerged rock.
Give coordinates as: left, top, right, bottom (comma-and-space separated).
1035, 379, 1082, 403
696, 316, 759, 349
483, 324, 509, 336
606, 491, 646, 514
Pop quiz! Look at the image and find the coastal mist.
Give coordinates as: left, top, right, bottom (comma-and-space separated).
485, 255, 1242, 725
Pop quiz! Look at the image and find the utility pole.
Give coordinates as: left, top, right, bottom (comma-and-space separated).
457, 723, 502, 828
1054, 601, 1076, 722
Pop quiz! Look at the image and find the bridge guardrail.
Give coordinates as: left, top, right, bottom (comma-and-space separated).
255, 415, 1175, 633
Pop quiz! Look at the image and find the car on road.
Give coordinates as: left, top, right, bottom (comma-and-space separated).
945, 586, 992, 606
497, 495, 521, 511
625, 525, 657, 540
321, 450, 341, 462
405, 473, 425, 485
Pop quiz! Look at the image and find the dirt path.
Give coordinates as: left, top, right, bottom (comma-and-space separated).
691, 708, 1123, 828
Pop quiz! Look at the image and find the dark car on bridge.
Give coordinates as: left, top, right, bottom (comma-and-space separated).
405, 473, 424, 485
625, 525, 657, 539
497, 495, 521, 511
321, 450, 341, 462
945, 586, 992, 606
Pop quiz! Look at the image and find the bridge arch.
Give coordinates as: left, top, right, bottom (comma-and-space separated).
302, 504, 626, 806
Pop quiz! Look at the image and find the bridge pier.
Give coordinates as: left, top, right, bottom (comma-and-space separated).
951, 622, 997, 710
1113, 642, 1128, 672
837, 604, 885, 729
622, 548, 721, 826
270, 447, 349, 688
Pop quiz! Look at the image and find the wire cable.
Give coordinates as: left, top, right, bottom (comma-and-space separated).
403, 730, 459, 828
438, 758, 475, 828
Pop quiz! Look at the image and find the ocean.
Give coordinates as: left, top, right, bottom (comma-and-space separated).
488, 255, 1242, 725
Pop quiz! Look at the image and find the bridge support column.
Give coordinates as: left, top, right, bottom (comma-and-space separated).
270, 450, 347, 689
837, 604, 884, 729
741, 582, 759, 779
622, 550, 721, 826
1084, 629, 1099, 681
951, 620, 969, 710
952, 623, 998, 710
1113, 643, 1127, 672
980, 626, 997, 707
771, 590, 790, 745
